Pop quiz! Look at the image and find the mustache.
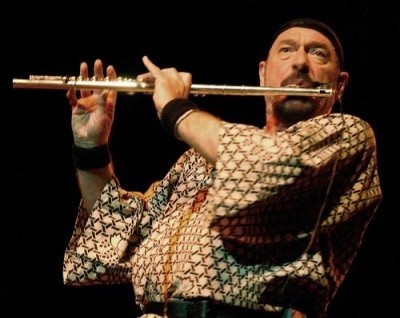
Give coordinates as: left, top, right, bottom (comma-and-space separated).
281, 73, 322, 88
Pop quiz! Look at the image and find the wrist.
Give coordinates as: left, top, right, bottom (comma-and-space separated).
160, 98, 199, 139
72, 143, 112, 170
173, 109, 198, 140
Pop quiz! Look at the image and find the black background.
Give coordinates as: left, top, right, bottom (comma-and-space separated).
2, 1, 393, 317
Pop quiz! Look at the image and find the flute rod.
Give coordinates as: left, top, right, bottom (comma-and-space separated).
12, 76, 334, 97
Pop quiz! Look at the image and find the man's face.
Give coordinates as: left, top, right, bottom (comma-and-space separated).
259, 27, 346, 129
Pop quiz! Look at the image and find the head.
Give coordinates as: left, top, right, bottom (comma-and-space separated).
259, 18, 349, 132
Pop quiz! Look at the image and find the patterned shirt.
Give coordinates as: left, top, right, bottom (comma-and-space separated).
63, 113, 382, 318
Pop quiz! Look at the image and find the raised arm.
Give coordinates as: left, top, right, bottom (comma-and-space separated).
139, 56, 221, 164
66, 59, 117, 211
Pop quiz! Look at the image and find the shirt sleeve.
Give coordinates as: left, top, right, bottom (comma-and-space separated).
63, 150, 195, 286
206, 113, 382, 246
63, 176, 146, 285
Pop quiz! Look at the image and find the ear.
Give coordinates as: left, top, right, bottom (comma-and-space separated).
259, 60, 267, 86
336, 71, 349, 99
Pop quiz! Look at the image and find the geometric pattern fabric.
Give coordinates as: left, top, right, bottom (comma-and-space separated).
63, 113, 382, 318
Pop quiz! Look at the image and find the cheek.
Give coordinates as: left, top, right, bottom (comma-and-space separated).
315, 68, 339, 86
263, 65, 285, 87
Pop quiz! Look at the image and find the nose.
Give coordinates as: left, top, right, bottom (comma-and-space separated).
292, 48, 310, 73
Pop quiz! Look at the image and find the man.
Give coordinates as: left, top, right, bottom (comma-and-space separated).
64, 18, 382, 318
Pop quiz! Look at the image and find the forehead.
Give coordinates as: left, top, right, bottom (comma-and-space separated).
272, 27, 334, 47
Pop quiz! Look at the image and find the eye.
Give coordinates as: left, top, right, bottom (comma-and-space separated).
279, 46, 294, 53
309, 47, 328, 58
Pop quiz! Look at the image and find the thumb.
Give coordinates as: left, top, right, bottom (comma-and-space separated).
97, 90, 109, 112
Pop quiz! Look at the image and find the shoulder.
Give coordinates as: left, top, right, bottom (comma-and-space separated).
311, 113, 371, 128
290, 113, 375, 137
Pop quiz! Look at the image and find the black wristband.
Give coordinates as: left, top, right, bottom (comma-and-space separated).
72, 143, 111, 170
160, 98, 199, 137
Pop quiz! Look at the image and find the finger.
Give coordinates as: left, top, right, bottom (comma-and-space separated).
142, 56, 161, 77
94, 59, 104, 80
180, 72, 192, 83
136, 72, 155, 83
80, 61, 89, 78
66, 88, 78, 108
92, 59, 104, 95
106, 64, 117, 81
180, 72, 192, 96
106, 65, 118, 104
97, 90, 109, 112
79, 61, 91, 98
179, 72, 192, 83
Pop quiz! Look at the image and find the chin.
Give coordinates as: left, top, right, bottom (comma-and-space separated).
275, 98, 316, 125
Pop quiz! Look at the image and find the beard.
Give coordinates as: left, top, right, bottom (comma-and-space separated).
274, 97, 317, 126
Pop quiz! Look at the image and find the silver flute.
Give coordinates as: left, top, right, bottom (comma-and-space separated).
12, 75, 334, 97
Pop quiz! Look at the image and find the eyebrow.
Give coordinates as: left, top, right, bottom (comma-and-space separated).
276, 39, 332, 51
